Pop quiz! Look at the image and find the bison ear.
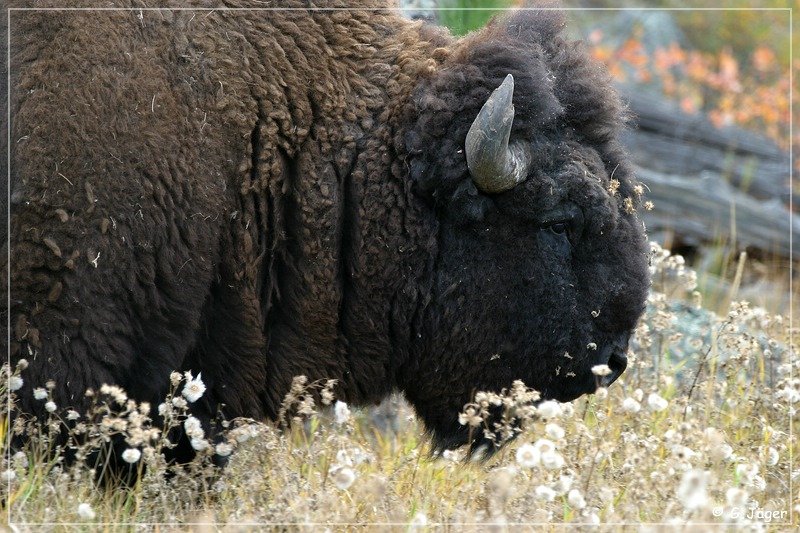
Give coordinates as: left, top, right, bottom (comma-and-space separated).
486, 4, 566, 45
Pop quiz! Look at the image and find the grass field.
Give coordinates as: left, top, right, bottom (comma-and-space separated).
1, 243, 796, 530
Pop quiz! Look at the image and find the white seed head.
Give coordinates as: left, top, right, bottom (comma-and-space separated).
9, 376, 23, 391
767, 447, 779, 466
536, 400, 562, 419
184, 416, 204, 438
568, 489, 587, 510
329, 465, 356, 490
622, 397, 641, 413
726, 487, 749, 508
215, 442, 233, 457
541, 451, 565, 470
515, 443, 541, 468
534, 485, 556, 502
33, 387, 48, 400
676, 469, 708, 511
191, 437, 209, 451
334, 400, 351, 425
182, 372, 206, 403
121, 448, 141, 464
44, 401, 57, 413
647, 392, 669, 412
545, 423, 565, 440
77, 503, 96, 520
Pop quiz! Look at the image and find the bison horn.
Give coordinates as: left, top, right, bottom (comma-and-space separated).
465, 74, 532, 194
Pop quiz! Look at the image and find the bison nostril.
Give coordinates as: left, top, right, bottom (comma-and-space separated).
601, 351, 628, 387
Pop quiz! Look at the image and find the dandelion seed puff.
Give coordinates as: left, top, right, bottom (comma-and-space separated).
215, 442, 233, 457
121, 448, 141, 464
750, 475, 766, 491
1, 469, 16, 482
533, 438, 556, 455
442, 449, 461, 462
534, 485, 556, 502
647, 392, 668, 412
676, 469, 708, 511
567, 489, 586, 510
560, 403, 575, 418
633, 388, 644, 402
410, 512, 427, 528
541, 451, 565, 470
595, 387, 608, 400
458, 406, 483, 427
157, 403, 168, 416
77, 503, 95, 520
334, 400, 351, 424
545, 423, 565, 440
554, 475, 573, 494
16, 358, 28, 370
336, 449, 353, 466
622, 397, 641, 413
329, 465, 356, 490
350, 448, 370, 465
591, 364, 612, 376
713, 444, 734, 462
66, 410, 80, 421
33, 387, 48, 401
736, 463, 758, 483
182, 372, 206, 403
515, 443, 540, 468
171, 396, 188, 409
767, 447, 779, 466
9, 376, 23, 391
598, 486, 615, 503
537, 400, 562, 419
12, 452, 28, 469
191, 437, 209, 451
726, 487, 749, 508
184, 415, 203, 436
44, 401, 57, 413
169, 371, 182, 386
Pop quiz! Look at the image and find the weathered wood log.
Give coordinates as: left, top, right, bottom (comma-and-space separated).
619, 87, 796, 260
620, 87, 791, 203
637, 166, 798, 259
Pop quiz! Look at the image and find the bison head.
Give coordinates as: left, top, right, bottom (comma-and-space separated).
399, 10, 650, 451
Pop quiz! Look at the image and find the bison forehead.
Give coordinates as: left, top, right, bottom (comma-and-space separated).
495, 144, 630, 225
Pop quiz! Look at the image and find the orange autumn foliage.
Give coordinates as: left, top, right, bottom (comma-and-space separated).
588, 32, 795, 161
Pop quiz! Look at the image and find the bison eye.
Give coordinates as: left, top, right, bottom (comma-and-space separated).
547, 221, 569, 235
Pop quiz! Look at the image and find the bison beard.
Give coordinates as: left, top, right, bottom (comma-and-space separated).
6, 1, 650, 473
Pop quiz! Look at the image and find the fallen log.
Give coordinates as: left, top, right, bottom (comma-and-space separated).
637, 166, 798, 259
621, 88, 791, 203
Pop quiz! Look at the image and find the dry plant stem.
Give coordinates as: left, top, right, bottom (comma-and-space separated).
682, 320, 730, 421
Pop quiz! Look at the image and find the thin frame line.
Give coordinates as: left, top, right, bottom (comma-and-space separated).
4, 4, 795, 528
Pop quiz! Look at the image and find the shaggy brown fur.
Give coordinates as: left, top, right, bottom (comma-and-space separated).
8, 1, 650, 463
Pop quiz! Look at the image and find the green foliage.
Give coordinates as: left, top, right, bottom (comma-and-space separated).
438, 0, 516, 36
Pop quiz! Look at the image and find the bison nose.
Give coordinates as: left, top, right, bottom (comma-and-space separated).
597, 335, 629, 388
601, 351, 627, 387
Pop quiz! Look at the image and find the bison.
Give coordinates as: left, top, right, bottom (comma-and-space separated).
6, 1, 650, 463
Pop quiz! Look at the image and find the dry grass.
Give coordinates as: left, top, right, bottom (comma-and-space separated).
1, 243, 797, 530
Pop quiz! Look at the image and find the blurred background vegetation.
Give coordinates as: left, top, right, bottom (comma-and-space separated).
418, 0, 795, 152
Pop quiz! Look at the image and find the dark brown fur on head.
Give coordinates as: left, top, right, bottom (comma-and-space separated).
7, 1, 649, 470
